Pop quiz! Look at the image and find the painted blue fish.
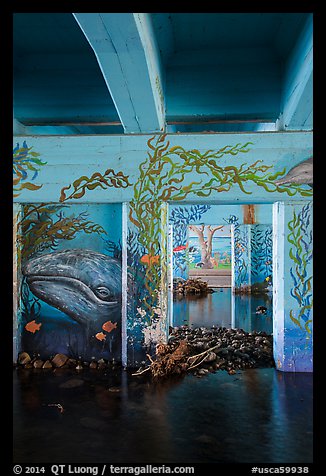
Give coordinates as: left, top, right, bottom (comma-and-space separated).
22, 249, 122, 326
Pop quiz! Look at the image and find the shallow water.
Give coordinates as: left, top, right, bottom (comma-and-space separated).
13, 367, 312, 464
173, 288, 273, 334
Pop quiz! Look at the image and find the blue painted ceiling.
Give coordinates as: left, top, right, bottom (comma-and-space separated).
13, 12, 312, 135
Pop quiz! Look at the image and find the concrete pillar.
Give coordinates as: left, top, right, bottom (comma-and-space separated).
233, 224, 251, 291
172, 223, 189, 280
250, 224, 273, 288
273, 201, 313, 372
13, 203, 22, 362
122, 201, 169, 367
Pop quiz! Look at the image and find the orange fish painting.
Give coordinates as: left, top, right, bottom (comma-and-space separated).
25, 320, 42, 334
95, 332, 106, 341
102, 320, 118, 333
140, 254, 160, 266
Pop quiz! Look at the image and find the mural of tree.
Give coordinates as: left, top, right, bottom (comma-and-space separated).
189, 225, 224, 269
170, 205, 211, 277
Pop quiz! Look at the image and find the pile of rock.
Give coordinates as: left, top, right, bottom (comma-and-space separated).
173, 278, 214, 296
16, 352, 116, 371
133, 325, 274, 379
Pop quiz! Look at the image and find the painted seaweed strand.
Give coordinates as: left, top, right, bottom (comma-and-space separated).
57, 133, 312, 322
287, 203, 313, 336
13, 141, 47, 197
59, 168, 132, 202
16, 203, 107, 264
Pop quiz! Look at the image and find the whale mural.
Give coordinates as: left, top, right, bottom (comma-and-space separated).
17, 202, 123, 362
21, 248, 122, 361
23, 249, 122, 327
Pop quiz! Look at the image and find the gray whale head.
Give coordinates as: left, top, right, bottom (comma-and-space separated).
22, 249, 122, 326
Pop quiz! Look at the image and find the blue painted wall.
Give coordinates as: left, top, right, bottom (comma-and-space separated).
169, 204, 273, 286
13, 132, 313, 371
18, 203, 122, 362
251, 225, 273, 286
273, 201, 313, 372
233, 224, 251, 290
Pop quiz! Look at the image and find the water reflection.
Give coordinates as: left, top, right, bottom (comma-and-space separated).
13, 367, 312, 463
172, 288, 273, 334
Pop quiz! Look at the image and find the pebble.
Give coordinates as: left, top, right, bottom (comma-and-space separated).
97, 359, 107, 370
51, 353, 69, 368
16, 353, 115, 373
33, 359, 44, 369
168, 325, 274, 377
66, 358, 77, 368
42, 360, 53, 369
197, 368, 209, 375
18, 352, 31, 366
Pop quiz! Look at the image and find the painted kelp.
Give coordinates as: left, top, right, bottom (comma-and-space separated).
14, 134, 313, 364
287, 202, 313, 337
273, 200, 313, 372
126, 135, 311, 320
251, 225, 273, 287
13, 141, 46, 197
223, 214, 249, 290
58, 134, 312, 310
59, 169, 132, 202
16, 203, 106, 265
17, 203, 123, 361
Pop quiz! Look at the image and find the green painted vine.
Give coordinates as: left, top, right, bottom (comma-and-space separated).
16, 203, 107, 267
13, 141, 47, 198
58, 133, 312, 321
287, 203, 313, 337
127, 134, 312, 317
15, 203, 108, 330
59, 168, 132, 202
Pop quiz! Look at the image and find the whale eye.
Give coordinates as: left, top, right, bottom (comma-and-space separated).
94, 286, 113, 301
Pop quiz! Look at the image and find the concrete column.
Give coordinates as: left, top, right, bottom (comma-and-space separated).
273, 201, 313, 372
250, 224, 273, 289
233, 224, 251, 291
122, 201, 169, 367
13, 203, 22, 362
172, 223, 189, 280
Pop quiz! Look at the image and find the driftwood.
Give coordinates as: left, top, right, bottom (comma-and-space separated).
132, 341, 191, 378
132, 325, 274, 380
132, 341, 223, 379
